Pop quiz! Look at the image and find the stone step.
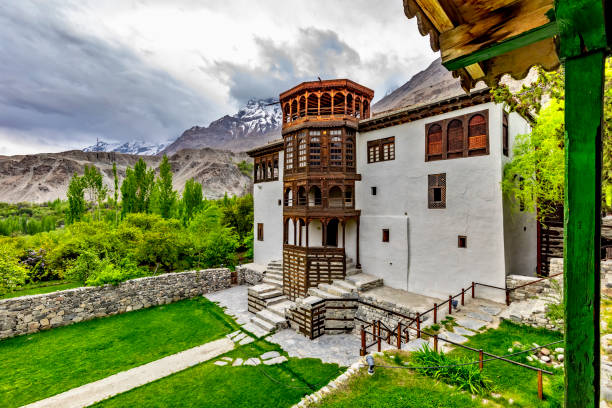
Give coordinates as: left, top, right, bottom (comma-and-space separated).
242, 322, 271, 338
345, 273, 383, 291
267, 266, 283, 271
318, 283, 355, 298
455, 318, 487, 331
262, 276, 283, 286
251, 316, 276, 332
265, 295, 288, 307
250, 288, 283, 300
402, 338, 430, 352
256, 309, 288, 327
346, 268, 361, 277
307, 287, 338, 299
265, 272, 283, 280
249, 283, 278, 295
439, 331, 469, 344
332, 279, 358, 292
268, 300, 295, 317
296, 295, 324, 308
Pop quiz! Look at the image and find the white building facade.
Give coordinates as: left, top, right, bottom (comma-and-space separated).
249, 85, 536, 303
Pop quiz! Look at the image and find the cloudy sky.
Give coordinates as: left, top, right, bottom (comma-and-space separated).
0, 1, 436, 155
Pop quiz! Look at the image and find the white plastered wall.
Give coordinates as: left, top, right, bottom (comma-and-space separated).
502, 111, 538, 276
253, 151, 284, 265
356, 102, 512, 302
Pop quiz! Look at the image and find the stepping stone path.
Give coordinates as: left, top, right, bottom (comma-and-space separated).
466, 311, 493, 323
226, 330, 256, 346
439, 331, 469, 344
455, 318, 487, 331
454, 327, 475, 336
214, 351, 287, 367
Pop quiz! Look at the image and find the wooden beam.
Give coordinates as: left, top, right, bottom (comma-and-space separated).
439, 0, 556, 70
414, 0, 484, 79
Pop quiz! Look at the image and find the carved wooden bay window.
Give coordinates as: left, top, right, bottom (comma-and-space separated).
309, 131, 321, 167
425, 110, 489, 161
298, 135, 307, 168
329, 130, 343, 167
253, 152, 279, 183
367, 136, 395, 163
285, 138, 294, 170
428, 173, 446, 209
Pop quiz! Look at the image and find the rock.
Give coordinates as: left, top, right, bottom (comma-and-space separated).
221, 356, 233, 362
263, 356, 288, 365
541, 348, 551, 356
244, 358, 261, 366
558, 354, 564, 362
526, 356, 534, 362
555, 347, 564, 353
541, 355, 551, 363
214, 361, 227, 366
239, 336, 254, 345
261, 351, 281, 360
232, 358, 243, 366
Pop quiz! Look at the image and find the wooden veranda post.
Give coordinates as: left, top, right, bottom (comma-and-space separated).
556, 1, 607, 404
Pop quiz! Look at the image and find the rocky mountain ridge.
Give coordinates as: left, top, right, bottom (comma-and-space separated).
83, 139, 172, 156
0, 149, 251, 204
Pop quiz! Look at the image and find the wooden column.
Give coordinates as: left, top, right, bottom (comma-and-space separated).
356, 217, 361, 268
293, 218, 297, 246
299, 220, 302, 246
563, 50, 604, 407
342, 222, 346, 248
322, 221, 326, 247
306, 220, 309, 248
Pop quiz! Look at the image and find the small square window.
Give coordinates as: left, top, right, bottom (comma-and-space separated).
278, 199, 282, 206
371, 187, 377, 196
458, 235, 467, 248
382, 229, 389, 242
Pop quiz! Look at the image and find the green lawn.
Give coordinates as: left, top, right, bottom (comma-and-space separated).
447, 321, 564, 407
0, 297, 238, 408
0, 280, 82, 299
94, 339, 343, 408
315, 321, 563, 408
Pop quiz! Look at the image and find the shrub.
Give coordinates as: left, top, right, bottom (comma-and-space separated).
411, 345, 493, 395
0, 241, 29, 295
65, 250, 101, 283
85, 258, 145, 286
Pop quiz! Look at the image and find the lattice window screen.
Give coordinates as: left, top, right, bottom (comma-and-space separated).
428, 173, 446, 209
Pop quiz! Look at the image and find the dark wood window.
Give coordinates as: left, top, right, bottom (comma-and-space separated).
309, 131, 321, 167
330, 130, 343, 167
346, 138, 355, 168
425, 110, 489, 161
254, 152, 279, 183
367, 137, 395, 163
285, 138, 294, 170
298, 136, 307, 168
428, 173, 446, 209
371, 186, 377, 195
382, 229, 389, 242
458, 235, 467, 248
502, 112, 509, 156
257, 223, 264, 241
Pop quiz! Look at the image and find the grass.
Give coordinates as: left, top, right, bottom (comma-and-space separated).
315, 321, 563, 408
447, 320, 564, 407
0, 280, 82, 299
0, 297, 238, 407
94, 339, 343, 408
315, 353, 490, 408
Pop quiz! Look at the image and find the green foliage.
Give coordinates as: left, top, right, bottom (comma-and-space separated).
0, 241, 28, 295
220, 193, 254, 243
501, 100, 566, 219
67, 172, 87, 224
604, 58, 612, 210
236, 160, 253, 178
180, 178, 203, 224
151, 155, 177, 219
121, 159, 154, 216
545, 279, 564, 322
83, 165, 108, 221
411, 345, 493, 395
112, 162, 119, 225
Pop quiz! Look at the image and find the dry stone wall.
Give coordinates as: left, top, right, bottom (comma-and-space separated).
0, 268, 231, 340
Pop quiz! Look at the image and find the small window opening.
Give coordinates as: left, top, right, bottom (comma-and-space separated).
433, 187, 442, 202
257, 223, 264, 241
458, 235, 467, 248
278, 199, 281, 206
382, 229, 390, 242
371, 187, 377, 196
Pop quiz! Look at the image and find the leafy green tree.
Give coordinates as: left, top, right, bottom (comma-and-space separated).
494, 59, 612, 216
113, 162, 119, 225
83, 165, 107, 221
0, 241, 28, 295
121, 159, 154, 216
66, 173, 86, 224
152, 155, 177, 219
181, 178, 203, 224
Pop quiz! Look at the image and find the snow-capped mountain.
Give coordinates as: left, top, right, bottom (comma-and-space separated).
83, 139, 172, 156
161, 98, 282, 155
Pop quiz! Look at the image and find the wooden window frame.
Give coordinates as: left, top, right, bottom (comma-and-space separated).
367, 136, 395, 163
253, 152, 279, 184
257, 223, 264, 241
425, 109, 489, 162
382, 229, 390, 242
502, 112, 509, 156
458, 235, 467, 248
428, 173, 446, 209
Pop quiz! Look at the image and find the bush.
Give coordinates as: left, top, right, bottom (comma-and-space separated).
85, 258, 145, 286
411, 345, 493, 395
0, 241, 29, 295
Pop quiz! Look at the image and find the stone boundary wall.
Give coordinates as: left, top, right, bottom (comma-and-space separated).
236, 263, 264, 286
0, 268, 231, 340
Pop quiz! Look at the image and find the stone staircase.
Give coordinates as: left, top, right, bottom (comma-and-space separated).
245, 260, 295, 337
306, 257, 383, 299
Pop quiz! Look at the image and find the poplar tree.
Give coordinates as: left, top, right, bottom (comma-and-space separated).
181, 178, 203, 224
66, 172, 86, 224
112, 162, 119, 224
155, 155, 176, 219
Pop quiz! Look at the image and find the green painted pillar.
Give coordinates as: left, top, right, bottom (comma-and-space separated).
563, 51, 604, 407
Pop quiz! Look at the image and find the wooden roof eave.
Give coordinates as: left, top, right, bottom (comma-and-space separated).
403, 0, 561, 91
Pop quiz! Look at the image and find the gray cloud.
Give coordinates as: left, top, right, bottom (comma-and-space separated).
0, 2, 216, 152
214, 27, 362, 104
